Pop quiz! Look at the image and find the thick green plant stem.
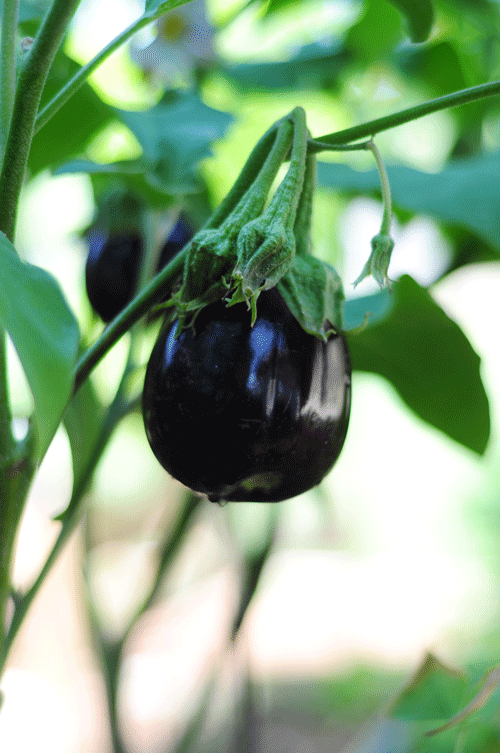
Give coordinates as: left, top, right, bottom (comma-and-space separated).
0, 332, 35, 663
0, 0, 19, 157
34, 0, 195, 134
0, 376, 129, 669
311, 79, 500, 149
0, 0, 83, 240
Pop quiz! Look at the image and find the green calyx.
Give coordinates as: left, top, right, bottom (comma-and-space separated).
228, 106, 309, 321
354, 233, 395, 289
159, 107, 346, 337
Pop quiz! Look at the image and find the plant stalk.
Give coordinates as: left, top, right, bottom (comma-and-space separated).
1, 383, 128, 669
311, 79, 500, 149
0, 0, 20, 158
0, 0, 83, 240
367, 139, 392, 236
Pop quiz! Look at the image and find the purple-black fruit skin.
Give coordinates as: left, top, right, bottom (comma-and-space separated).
142, 288, 351, 503
85, 231, 142, 323
156, 214, 193, 273
85, 214, 193, 323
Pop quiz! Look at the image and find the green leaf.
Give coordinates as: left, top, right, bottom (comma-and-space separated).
223, 41, 349, 91
450, 722, 500, 753
397, 41, 468, 98
63, 377, 104, 498
317, 153, 500, 253
54, 159, 177, 207
54, 158, 145, 176
29, 51, 113, 176
346, 275, 490, 454
277, 255, 344, 338
346, 0, 403, 62
343, 288, 393, 331
387, 0, 434, 42
426, 666, 500, 738
0, 235, 80, 458
390, 653, 468, 722
57, 93, 232, 196
115, 92, 233, 192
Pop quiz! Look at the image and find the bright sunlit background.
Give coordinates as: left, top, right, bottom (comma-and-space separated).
2, 0, 500, 751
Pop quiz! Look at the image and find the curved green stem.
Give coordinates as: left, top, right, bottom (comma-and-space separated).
0, 0, 20, 157
311, 79, 500, 149
205, 120, 285, 230
34, 0, 195, 134
367, 139, 392, 236
0, 0, 83, 240
307, 138, 372, 152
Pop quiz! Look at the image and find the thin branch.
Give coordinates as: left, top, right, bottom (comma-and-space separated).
35, 0, 195, 133
310, 80, 500, 149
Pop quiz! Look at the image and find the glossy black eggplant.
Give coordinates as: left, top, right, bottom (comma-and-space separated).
85, 215, 193, 323
85, 231, 143, 323
142, 288, 351, 503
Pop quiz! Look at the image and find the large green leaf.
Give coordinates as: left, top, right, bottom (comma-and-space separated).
29, 51, 113, 176
223, 41, 349, 91
397, 41, 468, 98
317, 153, 500, 253
0, 235, 80, 458
346, 0, 404, 62
390, 653, 467, 722
115, 92, 233, 193
344, 288, 393, 331
345, 275, 490, 454
388, 0, 434, 42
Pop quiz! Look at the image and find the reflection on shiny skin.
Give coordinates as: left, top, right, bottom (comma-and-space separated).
304, 339, 351, 422
246, 319, 283, 406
